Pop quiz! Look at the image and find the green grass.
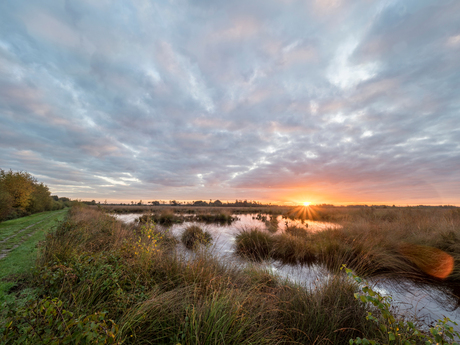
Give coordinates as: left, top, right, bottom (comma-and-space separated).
0, 209, 68, 305
0, 210, 64, 239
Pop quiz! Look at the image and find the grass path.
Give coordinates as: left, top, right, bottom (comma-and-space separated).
0, 209, 68, 305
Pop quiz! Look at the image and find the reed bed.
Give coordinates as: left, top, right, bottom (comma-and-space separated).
99, 204, 292, 215
235, 206, 460, 281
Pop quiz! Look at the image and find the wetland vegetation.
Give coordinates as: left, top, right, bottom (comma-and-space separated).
1, 204, 460, 344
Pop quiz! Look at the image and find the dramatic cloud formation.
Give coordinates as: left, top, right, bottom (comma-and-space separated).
1, 0, 459, 205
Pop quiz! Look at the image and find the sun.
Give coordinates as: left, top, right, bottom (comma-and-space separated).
303, 201, 311, 206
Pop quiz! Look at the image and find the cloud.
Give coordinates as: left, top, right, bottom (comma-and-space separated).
0, 0, 459, 205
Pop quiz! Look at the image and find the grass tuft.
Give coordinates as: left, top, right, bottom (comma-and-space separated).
235, 228, 274, 261
180, 225, 212, 249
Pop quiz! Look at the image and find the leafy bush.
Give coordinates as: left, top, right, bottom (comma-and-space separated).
343, 265, 460, 345
1, 297, 119, 344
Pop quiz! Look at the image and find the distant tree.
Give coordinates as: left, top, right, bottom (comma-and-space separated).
27, 182, 52, 213
0, 169, 36, 210
0, 169, 70, 221
138, 200, 143, 206
193, 200, 208, 206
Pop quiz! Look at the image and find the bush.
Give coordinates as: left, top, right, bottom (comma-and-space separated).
1, 297, 119, 344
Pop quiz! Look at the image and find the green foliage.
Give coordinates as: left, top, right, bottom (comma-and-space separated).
0, 169, 68, 222
1, 297, 119, 344
134, 222, 162, 255
342, 265, 460, 345
26, 183, 52, 214
0, 169, 36, 210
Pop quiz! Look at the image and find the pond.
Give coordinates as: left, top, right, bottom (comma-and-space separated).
115, 212, 460, 329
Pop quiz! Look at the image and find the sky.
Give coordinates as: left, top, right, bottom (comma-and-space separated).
0, 0, 459, 206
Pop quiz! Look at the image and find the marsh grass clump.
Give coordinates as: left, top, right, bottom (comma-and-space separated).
235, 228, 274, 261
193, 213, 235, 224
118, 285, 279, 345
138, 210, 184, 225
276, 276, 376, 344
181, 225, 212, 249
272, 234, 316, 265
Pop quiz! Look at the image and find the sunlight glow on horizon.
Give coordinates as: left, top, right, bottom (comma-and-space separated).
303, 201, 311, 206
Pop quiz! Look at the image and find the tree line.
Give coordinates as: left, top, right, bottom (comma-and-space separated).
0, 169, 70, 221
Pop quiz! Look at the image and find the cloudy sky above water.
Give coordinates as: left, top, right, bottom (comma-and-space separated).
1, 0, 459, 205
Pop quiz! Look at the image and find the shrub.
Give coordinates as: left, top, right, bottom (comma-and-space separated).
1, 297, 119, 344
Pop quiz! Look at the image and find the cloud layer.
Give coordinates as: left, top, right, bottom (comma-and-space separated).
1, 0, 459, 205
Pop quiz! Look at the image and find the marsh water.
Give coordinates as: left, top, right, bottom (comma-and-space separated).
116, 213, 460, 329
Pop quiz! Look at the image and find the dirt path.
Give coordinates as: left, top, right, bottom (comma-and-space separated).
0, 211, 65, 260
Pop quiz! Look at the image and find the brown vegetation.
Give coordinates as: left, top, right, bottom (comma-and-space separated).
235, 206, 460, 282
2, 205, 385, 344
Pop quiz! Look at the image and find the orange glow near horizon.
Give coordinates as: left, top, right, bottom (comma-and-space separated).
303, 201, 311, 206
287, 205, 319, 220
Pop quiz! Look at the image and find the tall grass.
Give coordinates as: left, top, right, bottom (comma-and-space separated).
234, 206, 460, 281
235, 228, 274, 261
7, 205, 460, 343
180, 225, 212, 249
2, 205, 395, 344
